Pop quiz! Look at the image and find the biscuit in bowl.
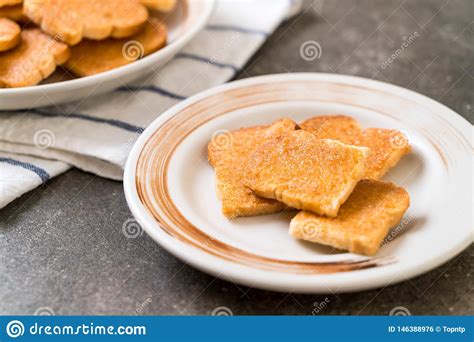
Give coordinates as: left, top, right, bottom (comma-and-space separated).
0, 4, 25, 23
0, 17, 20, 52
0, 28, 70, 88
65, 18, 166, 77
23, 0, 149, 45
0, 0, 21, 7
140, 0, 176, 12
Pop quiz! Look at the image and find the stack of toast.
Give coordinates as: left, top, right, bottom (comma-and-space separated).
0, 0, 174, 87
208, 115, 411, 256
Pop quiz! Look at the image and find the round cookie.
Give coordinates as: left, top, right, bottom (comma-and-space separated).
23, 0, 149, 45
0, 17, 20, 52
0, 5, 27, 23
140, 0, 176, 12
0, 0, 22, 8
0, 28, 71, 88
66, 18, 167, 77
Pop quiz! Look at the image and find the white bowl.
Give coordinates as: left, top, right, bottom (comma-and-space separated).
0, 0, 214, 110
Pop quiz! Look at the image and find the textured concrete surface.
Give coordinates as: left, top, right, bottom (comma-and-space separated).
1, 0, 472, 315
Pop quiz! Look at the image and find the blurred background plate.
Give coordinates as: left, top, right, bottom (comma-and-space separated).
0, 0, 214, 110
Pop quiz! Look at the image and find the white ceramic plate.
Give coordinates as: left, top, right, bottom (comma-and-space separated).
124, 73, 473, 293
0, 0, 214, 110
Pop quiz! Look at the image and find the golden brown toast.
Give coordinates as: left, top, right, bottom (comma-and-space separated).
0, 0, 21, 7
208, 119, 298, 218
0, 28, 70, 88
289, 180, 410, 256
300, 115, 362, 144
243, 130, 369, 217
0, 17, 20, 52
65, 18, 166, 77
301, 115, 410, 180
140, 0, 176, 12
23, 0, 149, 45
355, 128, 411, 180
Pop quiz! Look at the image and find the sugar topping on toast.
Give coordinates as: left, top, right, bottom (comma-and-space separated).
208, 118, 298, 218
243, 130, 369, 217
301, 115, 410, 180
290, 180, 410, 255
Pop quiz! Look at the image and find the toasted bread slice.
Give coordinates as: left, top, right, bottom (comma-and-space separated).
0, 17, 20, 52
0, 28, 70, 88
0, 5, 26, 23
208, 119, 298, 218
0, 0, 21, 7
23, 0, 148, 45
65, 18, 166, 77
244, 130, 369, 217
355, 128, 411, 180
300, 115, 362, 144
302, 116, 410, 180
140, 0, 176, 12
290, 180, 410, 256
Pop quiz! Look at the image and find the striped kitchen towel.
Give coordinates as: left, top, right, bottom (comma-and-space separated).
0, 0, 302, 209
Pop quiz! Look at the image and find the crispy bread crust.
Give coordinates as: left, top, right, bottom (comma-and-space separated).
208, 119, 297, 218
244, 130, 369, 217
300, 115, 362, 144
301, 115, 411, 180
355, 128, 411, 180
289, 180, 410, 255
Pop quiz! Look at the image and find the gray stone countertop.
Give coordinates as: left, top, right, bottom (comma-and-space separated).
1, 0, 472, 315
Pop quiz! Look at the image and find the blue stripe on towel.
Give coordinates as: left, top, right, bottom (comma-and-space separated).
116, 86, 187, 100
0, 158, 50, 183
205, 24, 269, 36
13, 109, 145, 134
175, 53, 241, 73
